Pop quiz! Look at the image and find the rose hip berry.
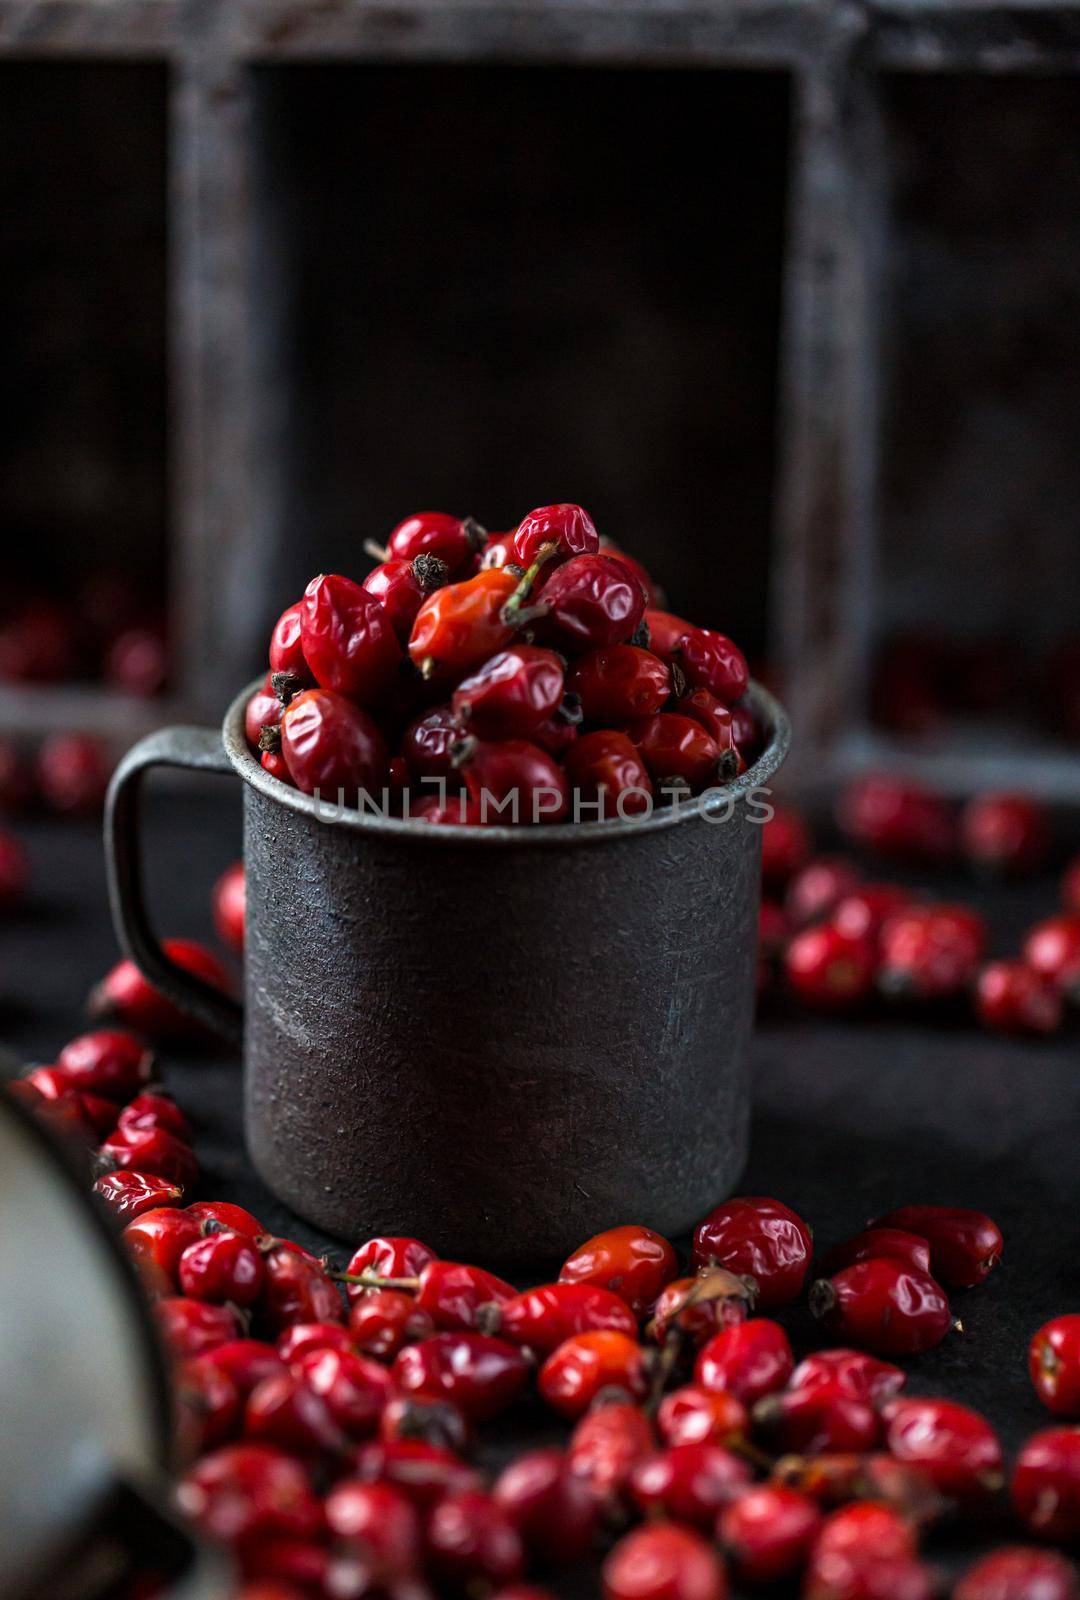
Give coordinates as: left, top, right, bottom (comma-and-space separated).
409, 567, 520, 679
259, 1242, 344, 1332
788, 1348, 906, 1407
752, 1388, 880, 1456
761, 804, 812, 889
102, 1124, 197, 1189
1031, 1318, 1080, 1417
629, 712, 733, 796
324, 1478, 422, 1580
363, 553, 449, 641
427, 1490, 525, 1590
569, 644, 671, 723
786, 858, 863, 929
785, 924, 877, 1013
954, 1547, 1080, 1600
647, 1269, 755, 1348
492, 1281, 638, 1353
563, 730, 654, 818
691, 1195, 812, 1311
89, 940, 232, 1037
977, 960, 1064, 1035
678, 627, 749, 706
560, 1223, 678, 1317
961, 792, 1050, 877
179, 1231, 265, 1306
538, 1331, 650, 1419
387, 510, 484, 572
694, 1319, 794, 1405
349, 1288, 434, 1359
838, 774, 957, 864
881, 1397, 1003, 1503
493, 1447, 600, 1566
1023, 915, 1080, 999
870, 1205, 1003, 1288
720, 1485, 822, 1584
155, 1296, 242, 1360
529, 553, 647, 651
567, 1399, 655, 1502
512, 503, 600, 570
629, 1441, 752, 1529
656, 1385, 749, 1450
1013, 1427, 1080, 1541
602, 1523, 726, 1600
177, 1443, 323, 1544
809, 1259, 953, 1356
57, 1029, 153, 1100
820, 1228, 931, 1279
93, 1169, 184, 1220
212, 861, 245, 954
452, 646, 565, 739
280, 687, 388, 797
299, 572, 401, 704
393, 1332, 529, 1420
878, 904, 987, 1002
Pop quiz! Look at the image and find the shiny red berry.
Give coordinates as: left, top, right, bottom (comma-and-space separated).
354, 1437, 482, 1510
961, 792, 1050, 876
678, 627, 749, 706
57, 1029, 153, 1100
646, 1269, 754, 1348
349, 1287, 434, 1359
179, 1231, 265, 1306
820, 1228, 931, 1279
453, 646, 565, 739
629, 1441, 752, 1528
831, 883, 913, 946
1014, 1427, 1080, 1541
568, 644, 670, 723
1023, 915, 1080, 998
324, 1478, 422, 1580
212, 861, 245, 954
299, 572, 401, 703
399, 1259, 515, 1332
564, 731, 653, 818
291, 1345, 393, 1437
186, 1200, 265, 1237
427, 1489, 525, 1590
259, 1242, 344, 1332
280, 687, 388, 798
838, 774, 956, 864
534, 553, 646, 650
881, 1397, 1003, 1504
676, 690, 744, 765
720, 1485, 822, 1584
246, 678, 283, 749
1031, 1318, 1080, 1417
493, 1281, 638, 1354
363, 553, 450, 641
810, 1259, 952, 1356
155, 1295, 241, 1360
88, 940, 232, 1037
123, 1205, 202, 1292
567, 1399, 655, 1501
493, 1446, 601, 1565
513, 503, 600, 568
393, 1332, 529, 1421
539, 1331, 649, 1419
814, 1500, 917, 1562
93, 1169, 184, 1220
409, 568, 519, 679
269, 603, 312, 683
694, 1319, 794, 1405
787, 923, 877, 1012
602, 1523, 727, 1600
201, 1339, 287, 1400
954, 1547, 1080, 1600
560, 1224, 678, 1317
244, 1369, 350, 1458
401, 705, 463, 782
645, 609, 694, 660
628, 712, 728, 795
23, 1068, 118, 1137
388, 510, 483, 572
174, 1355, 242, 1457
804, 1549, 934, 1600
176, 1443, 323, 1544
788, 1348, 906, 1407
977, 960, 1063, 1035
102, 1124, 197, 1189
753, 1388, 880, 1456
276, 1321, 355, 1364
37, 732, 111, 815
454, 736, 569, 824
878, 904, 987, 1001
869, 1205, 1002, 1288
345, 1235, 437, 1297
691, 1196, 812, 1311
656, 1385, 749, 1450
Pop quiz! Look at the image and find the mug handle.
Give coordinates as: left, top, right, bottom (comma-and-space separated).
105, 726, 244, 1046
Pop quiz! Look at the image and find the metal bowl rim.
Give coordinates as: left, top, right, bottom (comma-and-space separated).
222, 675, 790, 847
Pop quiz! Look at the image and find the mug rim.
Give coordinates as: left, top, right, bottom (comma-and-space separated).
222, 675, 790, 847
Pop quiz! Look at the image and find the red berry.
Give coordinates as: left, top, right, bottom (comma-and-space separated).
720, 1485, 822, 1584
204, 1340, 287, 1400
186, 1200, 265, 1238
277, 1321, 355, 1364
102, 1123, 197, 1188
754, 1388, 880, 1456
760, 804, 812, 889
602, 1523, 727, 1600
394, 1332, 530, 1421
694, 1319, 794, 1406
881, 1397, 1003, 1504
174, 1355, 242, 1456
37, 732, 111, 815
93, 1169, 184, 1220
269, 603, 312, 683
123, 1205, 202, 1292
280, 686, 388, 798
324, 1478, 422, 1579
0, 828, 29, 906
831, 883, 913, 946
57, 1029, 153, 1100
409, 568, 519, 679
954, 1547, 1080, 1600
244, 1370, 350, 1458
645, 609, 694, 660
379, 1259, 516, 1332
569, 645, 671, 723
814, 1501, 917, 1562
23, 1067, 117, 1137
656, 1386, 749, 1450
869, 1205, 1003, 1288
535, 553, 647, 650
560, 1223, 678, 1317
691, 1196, 812, 1311
494, 1281, 638, 1354
480, 531, 517, 571
820, 1228, 932, 1279
345, 1234, 437, 1299
363, 553, 450, 641
179, 1231, 265, 1306
838, 774, 956, 864
1023, 915, 1080, 998
388, 510, 483, 572
788, 1349, 906, 1408
564, 730, 654, 818
803, 1550, 934, 1600
786, 858, 862, 929
539, 1331, 649, 1419
379, 1394, 472, 1454
354, 1437, 482, 1510
260, 1242, 344, 1332
246, 678, 283, 748
176, 1443, 323, 1544
299, 572, 401, 704
454, 736, 569, 824
878, 904, 987, 1001
513, 503, 600, 568
493, 1446, 600, 1565
1031, 1318, 1080, 1417
678, 628, 749, 706
212, 861, 245, 954
977, 960, 1063, 1035
1014, 1427, 1080, 1542
567, 1399, 655, 1502
291, 1345, 393, 1437
350, 1287, 435, 1359
427, 1489, 525, 1590
629, 1441, 752, 1528
961, 793, 1050, 876
155, 1295, 241, 1360
785, 923, 876, 1013
810, 1259, 952, 1356
88, 940, 232, 1037
647, 1270, 754, 1348
453, 646, 565, 740
628, 712, 727, 795
677, 690, 745, 771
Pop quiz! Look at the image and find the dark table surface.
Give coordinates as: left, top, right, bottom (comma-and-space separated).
4, 785, 1079, 1593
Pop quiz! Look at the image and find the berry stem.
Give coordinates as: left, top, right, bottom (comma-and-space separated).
500, 542, 559, 626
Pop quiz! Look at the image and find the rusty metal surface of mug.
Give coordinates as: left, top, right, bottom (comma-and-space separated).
105, 678, 789, 1261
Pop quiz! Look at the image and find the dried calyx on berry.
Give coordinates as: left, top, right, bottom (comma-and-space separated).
271, 670, 304, 705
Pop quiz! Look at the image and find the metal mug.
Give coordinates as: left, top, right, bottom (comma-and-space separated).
105, 679, 789, 1261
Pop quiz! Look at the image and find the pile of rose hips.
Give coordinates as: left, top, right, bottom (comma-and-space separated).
760, 776, 1080, 1037
7, 1037, 1080, 1600
247, 505, 760, 824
